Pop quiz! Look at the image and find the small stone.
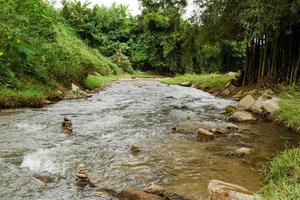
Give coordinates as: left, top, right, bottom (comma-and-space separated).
234, 147, 251, 157
130, 145, 141, 153
72, 83, 80, 92
171, 127, 179, 133
197, 128, 215, 141
144, 184, 165, 195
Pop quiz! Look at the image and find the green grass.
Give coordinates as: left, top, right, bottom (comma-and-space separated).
259, 148, 300, 200
84, 71, 164, 90
0, 84, 57, 108
84, 75, 121, 90
275, 86, 300, 132
161, 73, 234, 88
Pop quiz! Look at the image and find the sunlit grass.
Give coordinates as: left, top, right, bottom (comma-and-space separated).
84, 71, 164, 90
84, 75, 120, 90
161, 73, 234, 88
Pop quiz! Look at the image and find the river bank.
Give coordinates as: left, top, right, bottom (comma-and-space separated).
0, 72, 162, 109
162, 73, 300, 199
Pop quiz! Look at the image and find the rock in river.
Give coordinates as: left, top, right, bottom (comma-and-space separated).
238, 95, 256, 110
62, 117, 74, 134
229, 111, 256, 122
120, 188, 163, 200
75, 163, 90, 187
208, 179, 256, 200
130, 145, 141, 153
197, 128, 215, 141
144, 184, 165, 196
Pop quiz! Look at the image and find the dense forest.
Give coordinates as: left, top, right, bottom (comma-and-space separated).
0, 0, 299, 96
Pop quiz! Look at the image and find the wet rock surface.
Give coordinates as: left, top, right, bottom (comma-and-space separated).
208, 179, 256, 200
229, 111, 256, 122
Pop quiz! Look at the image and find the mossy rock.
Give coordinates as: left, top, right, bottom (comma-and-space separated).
224, 105, 238, 114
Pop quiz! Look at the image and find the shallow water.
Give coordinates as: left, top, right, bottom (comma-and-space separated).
0, 80, 299, 200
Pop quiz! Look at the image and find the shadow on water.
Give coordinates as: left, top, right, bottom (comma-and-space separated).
0, 80, 299, 200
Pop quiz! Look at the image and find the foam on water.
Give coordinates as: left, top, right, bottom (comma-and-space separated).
21, 149, 59, 174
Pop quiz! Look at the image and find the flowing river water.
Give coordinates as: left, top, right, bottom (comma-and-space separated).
0, 79, 299, 200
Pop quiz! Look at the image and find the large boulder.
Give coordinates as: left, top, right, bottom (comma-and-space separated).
197, 128, 215, 141
251, 93, 272, 114
262, 98, 280, 115
120, 188, 163, 200
229, 111, 256, 122
238, 95, 256, 110
208, 179, 256, 200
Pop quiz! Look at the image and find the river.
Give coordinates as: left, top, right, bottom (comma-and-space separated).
0, 80, 298, 200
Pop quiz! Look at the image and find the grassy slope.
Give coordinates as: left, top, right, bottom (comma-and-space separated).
0, 0, 119, 108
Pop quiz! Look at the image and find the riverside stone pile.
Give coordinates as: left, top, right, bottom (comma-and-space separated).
75, 163, 90, 187
228, 90, 279, 122
62, 117, 74, 134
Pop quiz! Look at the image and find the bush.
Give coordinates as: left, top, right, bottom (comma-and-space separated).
0, 0, 119, 89
111, 50, 133, 74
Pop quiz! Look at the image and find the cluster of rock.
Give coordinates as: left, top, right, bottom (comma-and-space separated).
196, 123, 238, 142
75, 163, 91, 187
227, 90, 279, 122
62, 117, 74, 134
56, 82, 93, 101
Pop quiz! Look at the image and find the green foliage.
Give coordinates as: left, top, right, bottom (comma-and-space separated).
111, 50, 134, 74
0, 0, 118, 86
161, 73, 234, 88
196, 0, 300, 84
84, 74, 119, 90
62, 1, 136, 56
260, 148, 300, 200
